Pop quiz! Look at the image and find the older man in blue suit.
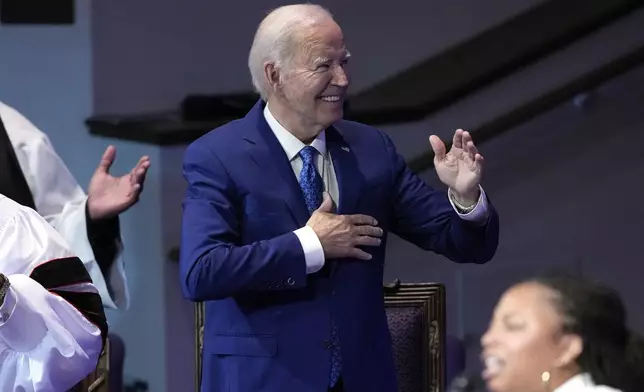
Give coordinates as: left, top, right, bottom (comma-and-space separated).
180, 4, 499, 392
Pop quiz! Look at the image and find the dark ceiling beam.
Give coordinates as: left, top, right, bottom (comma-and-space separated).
407, 42, 644, 173
86, 0, 643, 145
346, 0, 644, 125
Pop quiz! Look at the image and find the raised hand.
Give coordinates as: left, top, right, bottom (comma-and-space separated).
306, 192, 383, 260
87, 145, 150, 220
429, 129, 483, 206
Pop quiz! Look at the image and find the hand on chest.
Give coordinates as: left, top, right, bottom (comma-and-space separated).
239, 150, 389, 241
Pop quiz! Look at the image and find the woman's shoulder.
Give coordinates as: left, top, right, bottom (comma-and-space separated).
556, 374, 622, 392
593, 386, 622, 392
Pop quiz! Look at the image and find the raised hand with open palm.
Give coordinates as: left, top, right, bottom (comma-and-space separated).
429, 129, 483, 206
87, 145, 150, 220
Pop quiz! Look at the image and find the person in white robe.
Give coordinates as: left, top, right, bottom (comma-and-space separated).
0, 101, 150, 310
0, 194, 108, 391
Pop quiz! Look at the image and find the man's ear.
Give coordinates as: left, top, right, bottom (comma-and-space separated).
556, 334, 583, 369
263, 61, 281, 92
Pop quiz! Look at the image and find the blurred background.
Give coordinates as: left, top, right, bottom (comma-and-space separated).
2, 0, 644, 390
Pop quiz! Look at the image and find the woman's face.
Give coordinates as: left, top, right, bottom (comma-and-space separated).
480, 282, 579, 392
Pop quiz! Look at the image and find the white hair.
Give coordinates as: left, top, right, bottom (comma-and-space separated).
248, 4, 334, 100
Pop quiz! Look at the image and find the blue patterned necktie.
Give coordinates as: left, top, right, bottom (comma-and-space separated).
298, 146, 342, 386
299, 146, 323, 214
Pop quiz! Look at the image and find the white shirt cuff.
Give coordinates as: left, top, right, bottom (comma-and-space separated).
448, 186, 491, 225
294, 226, 325, 274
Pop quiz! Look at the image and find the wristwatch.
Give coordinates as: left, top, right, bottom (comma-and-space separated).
448, 188, 477, 214
0, 273, 10, 307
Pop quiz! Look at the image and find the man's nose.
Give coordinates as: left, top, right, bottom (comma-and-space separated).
333, 65, 349, 87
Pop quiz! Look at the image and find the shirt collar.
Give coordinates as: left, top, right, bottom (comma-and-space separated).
263, 104, 327, 161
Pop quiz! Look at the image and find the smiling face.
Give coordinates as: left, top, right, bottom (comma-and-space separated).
481, 282, 582, 392
265, 17, 350, 142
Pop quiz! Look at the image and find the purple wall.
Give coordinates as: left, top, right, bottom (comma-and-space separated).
91, 0, 544, 114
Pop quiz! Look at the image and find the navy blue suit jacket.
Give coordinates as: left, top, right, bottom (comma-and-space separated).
180, 100, 499, 392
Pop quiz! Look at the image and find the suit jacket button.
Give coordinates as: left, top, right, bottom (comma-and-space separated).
324, 340, 333, 349
286, 277, 295, 286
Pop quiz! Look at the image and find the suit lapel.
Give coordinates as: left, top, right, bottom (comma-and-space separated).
243, 101, 310, 227
326, 126, 365, 276
326, 125, 364, 216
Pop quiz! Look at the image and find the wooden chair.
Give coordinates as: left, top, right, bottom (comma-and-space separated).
195, 302, 205, 392
383, 280, 446, 392
194, 281, 446, 392
69, 340, 110, 392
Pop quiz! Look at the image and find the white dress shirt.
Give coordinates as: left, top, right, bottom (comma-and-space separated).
555, 373, 622, 392
0, 194, 103, 391
0, 101, 128, 310
264, 106, 491, 273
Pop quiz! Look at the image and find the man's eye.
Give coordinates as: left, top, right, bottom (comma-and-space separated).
504, 321, 524, 331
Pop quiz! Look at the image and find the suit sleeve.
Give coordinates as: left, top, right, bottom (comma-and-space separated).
382, 131, 499, 264
17, 131, 128, 310
180, 143, 308, 302
0, 206, 107, 392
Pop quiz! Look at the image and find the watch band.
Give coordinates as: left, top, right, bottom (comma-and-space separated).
0, 273, 10, 306
448, 188, 477, 213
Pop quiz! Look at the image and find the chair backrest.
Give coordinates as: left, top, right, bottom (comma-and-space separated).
384, 280, 446, 392
194, 281, 446, 392
195, 302, 205, 392
69, 339, 110, 392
